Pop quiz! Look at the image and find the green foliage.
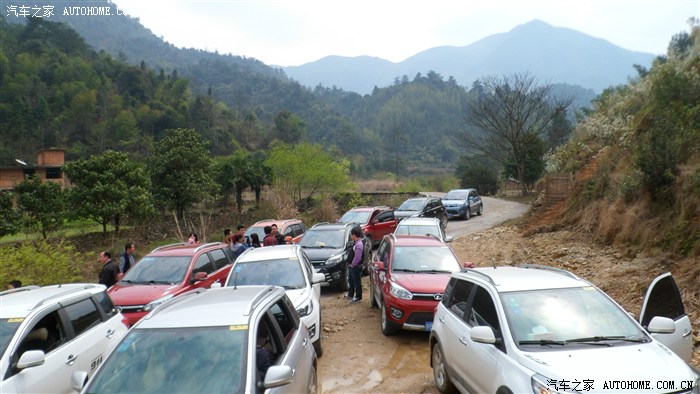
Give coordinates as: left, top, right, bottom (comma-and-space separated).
455, 155, 501, 195
342, 193, 371, 211
0, 240, 83, 286
63, 150, 154, 233
15, 177, 66, 239
503, 134, 547, 192
148, 128, 217, 219
212, 150, 260, 213
0, 191, 21, 237
265, 142, 350, 202
273, 110, 306, 144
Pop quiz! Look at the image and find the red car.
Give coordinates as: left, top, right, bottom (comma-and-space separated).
338, 206, 397, 248
107, 242, 235, 326
369, 234, 464, 335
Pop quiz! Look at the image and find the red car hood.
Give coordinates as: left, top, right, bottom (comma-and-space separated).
391, 273, 452, 293
108, 283, 182, 306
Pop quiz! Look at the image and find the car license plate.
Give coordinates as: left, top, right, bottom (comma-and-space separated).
425, 321, 432, 331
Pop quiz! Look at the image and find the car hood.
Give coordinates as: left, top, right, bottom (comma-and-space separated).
108, 283, 182, 305
284, 287, 314, 307
391, 273, 452, 293
519, 341, 696, 392
301, 247, 344, 262
442, 199, 466, 206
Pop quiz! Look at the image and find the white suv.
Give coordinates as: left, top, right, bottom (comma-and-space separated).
430, 265, 698, 394
225, 245, 325, 356
0, 284, 128, 393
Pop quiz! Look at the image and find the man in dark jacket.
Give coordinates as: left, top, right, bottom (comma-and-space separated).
119, 242, 136, 274
98, 251, 119, 288
262, 226, 277, 246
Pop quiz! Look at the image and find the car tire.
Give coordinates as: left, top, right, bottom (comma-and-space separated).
439, 212, 448, 230
432, 342, 457, 394
477, 205, 483, 216
313, 312, 323, 357
370, 280, 378, 308
333, 265, 350, 292
308, 364, 318, 394
381, 302, 399, 336
464, 207, 471, 220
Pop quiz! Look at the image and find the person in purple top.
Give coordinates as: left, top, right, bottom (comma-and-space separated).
346, 226, 364, 303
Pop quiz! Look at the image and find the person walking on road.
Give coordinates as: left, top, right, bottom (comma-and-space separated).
98, 251, 119, 288
346, 227, 364, 303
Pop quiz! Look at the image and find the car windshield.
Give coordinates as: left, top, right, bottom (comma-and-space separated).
339, 211, 371, 224
391, 246, 460, 273
298, 229, 346, 249
84, 326, 246, 394
501, 287, 647, 347
121, 256, 192, 284
245, 226, 266, 242
0, 318, 22, 359
227, 258, 306, 289
398, 200, 425, 211
395, 224, 441, 238
444, 191, 468, 200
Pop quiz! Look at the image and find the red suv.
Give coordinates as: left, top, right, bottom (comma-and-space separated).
369, 234, 464, 335
338, 206, 397, 248
107, 242, 235, 326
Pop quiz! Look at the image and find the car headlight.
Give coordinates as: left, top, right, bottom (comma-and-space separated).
531, 373, 566, 394
389, 282, 413, 300
326, 253, 345, 266
143, 294, 174, 312
296, 298, 314, 317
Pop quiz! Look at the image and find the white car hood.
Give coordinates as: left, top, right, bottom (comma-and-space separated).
519, 341, 695, 392
284, 287, 312, 307
442, 199, 466, 206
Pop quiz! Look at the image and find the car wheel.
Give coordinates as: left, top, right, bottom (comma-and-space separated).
432, 343, 457, 393
333, 265, 350, 292
477, 205, 483, 216
464, 208, 471, 220
370, 280, 378, 308
313, 312, 323, 357
380, 302, 399, 336
308, 364, 318, 394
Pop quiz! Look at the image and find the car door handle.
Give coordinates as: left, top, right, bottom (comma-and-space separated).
106, 328, 115, 339
459, 337, 468, 346
682, 330, 691, 338
438, 317, 445, 324
66, 354, 77, 366
302, 338, 308, 348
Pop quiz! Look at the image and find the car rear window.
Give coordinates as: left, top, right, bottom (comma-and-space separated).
392, 246, 460, 273
122, 256, 192, 285
339, 211, 371, 224
228, 259, 306, 289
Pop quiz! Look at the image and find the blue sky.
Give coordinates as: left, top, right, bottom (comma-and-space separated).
113, 0, 699, 66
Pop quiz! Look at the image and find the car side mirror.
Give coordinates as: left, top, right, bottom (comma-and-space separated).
71, 371, 89, 392
445, 235, 454, 243
372, 219, 379, 225
193, 271, 208, 282
374, 261, 386, 271
647, 316, 676, 334
312, 272, 326, 284
16, 350, 45, 370
263, 365, 294, 389
470, 326, 496, 344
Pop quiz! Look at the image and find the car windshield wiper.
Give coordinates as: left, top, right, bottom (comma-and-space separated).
417, 269, 452, 274
147, 280, 175, 285
566, 336, 648, 345
518, 339, 567, 346
392, 268, 419, 273
120, 279, 135, 284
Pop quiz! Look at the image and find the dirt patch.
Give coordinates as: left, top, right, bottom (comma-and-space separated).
318, 225, 700, 393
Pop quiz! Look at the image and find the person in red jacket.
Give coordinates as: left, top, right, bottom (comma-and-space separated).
262, 225, 277, 246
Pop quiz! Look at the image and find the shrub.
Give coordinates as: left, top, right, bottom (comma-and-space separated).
0, 240, 85, 286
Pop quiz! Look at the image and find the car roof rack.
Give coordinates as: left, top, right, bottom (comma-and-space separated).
194, 242, 224, 252
519, 264, 579, 279
253, 219, 276, 225
151, 242, 189, 253
460, 268, 497, 286
0, 286, 41, 296
33, 284, 101, 310
245, 286, 278, 316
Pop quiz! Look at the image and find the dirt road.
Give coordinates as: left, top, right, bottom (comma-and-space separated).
317, 197, 531, 394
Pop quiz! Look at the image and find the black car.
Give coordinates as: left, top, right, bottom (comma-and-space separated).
394, 196, 448, 230
297, 223, 371, 291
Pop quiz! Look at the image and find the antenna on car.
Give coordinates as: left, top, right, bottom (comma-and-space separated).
233, 265, 240, 290
492, 258, 497, 269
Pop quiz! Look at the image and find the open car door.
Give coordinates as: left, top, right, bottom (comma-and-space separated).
639, 272, 693, 362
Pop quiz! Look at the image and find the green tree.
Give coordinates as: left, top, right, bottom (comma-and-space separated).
273, 110, 306, 144
457, 73, 572, 195
148, 128, 216, 219
265, 142, 350, 202
455, 155, 500, 195
503, 133, 547, 192
63, 150, 154, 233
213, 151, 252, 214
15, 177, 66, 239
248, 152, 273, 209
0, 191, 21, 237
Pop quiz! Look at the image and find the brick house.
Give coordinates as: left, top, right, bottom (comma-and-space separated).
0, 149, 67, 190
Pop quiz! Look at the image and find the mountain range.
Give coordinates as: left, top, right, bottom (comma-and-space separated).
282, 20, 656, 95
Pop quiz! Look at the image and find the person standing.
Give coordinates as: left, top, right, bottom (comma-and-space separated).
250, 233, 262, 248
231, 234, 247, 260
236, 224, 251, 247
119, 241, 136, 274
346, 227, 364, 303
262, 226, 277, 246
271, 224, 285, 245
98, 251, 119, 288
187, 232, 199, 244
